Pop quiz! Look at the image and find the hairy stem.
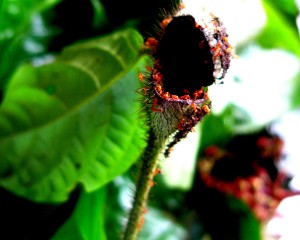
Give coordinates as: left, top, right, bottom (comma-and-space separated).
122, 129, 164, 240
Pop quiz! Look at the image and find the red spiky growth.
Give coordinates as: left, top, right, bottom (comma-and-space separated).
198, 130, 300, 222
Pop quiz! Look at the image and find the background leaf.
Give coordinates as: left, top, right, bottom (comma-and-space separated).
51, 187, 107, 240
256, 0, 300, 57
0, 28, 147, 202
291, 72, 300, 108
197, 104, 253, 156
0, 0, 61, 89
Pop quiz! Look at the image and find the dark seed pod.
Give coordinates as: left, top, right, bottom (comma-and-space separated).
140, 3, 235, 156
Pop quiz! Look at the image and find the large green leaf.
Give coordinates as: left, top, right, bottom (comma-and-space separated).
51, 187, 107, 240
0, 28, 146, 202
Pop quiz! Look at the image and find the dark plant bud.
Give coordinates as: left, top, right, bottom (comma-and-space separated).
140, 6, 235, 157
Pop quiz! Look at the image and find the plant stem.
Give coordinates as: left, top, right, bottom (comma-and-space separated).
122, 129, 164, 240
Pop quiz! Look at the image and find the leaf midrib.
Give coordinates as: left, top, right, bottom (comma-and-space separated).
0, 56, 141, 141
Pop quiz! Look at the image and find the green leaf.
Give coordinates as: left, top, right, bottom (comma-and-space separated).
198, 111, 233, 153
51, 187, 107, 240
0, 0, 61, 89
227, 196, 261, 240
0, 28, 146, 202
90, 0, 109, 30
290, 72, 300, 108
256, 1, 300, 57
198, 104, 253, 155
263, 0, 299, 19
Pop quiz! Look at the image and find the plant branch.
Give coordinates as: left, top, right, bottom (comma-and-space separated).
122, 129, 164, 240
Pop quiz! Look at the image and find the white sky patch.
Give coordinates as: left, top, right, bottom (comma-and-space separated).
160, 125, 201, 190
265, 111, 300, 240
266, 195, 300, 239
271, 110, 300, 180
181, 0, 266, 46
209, 45, 299, 126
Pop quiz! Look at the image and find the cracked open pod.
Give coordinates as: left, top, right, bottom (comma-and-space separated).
140, 8, 235, 156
